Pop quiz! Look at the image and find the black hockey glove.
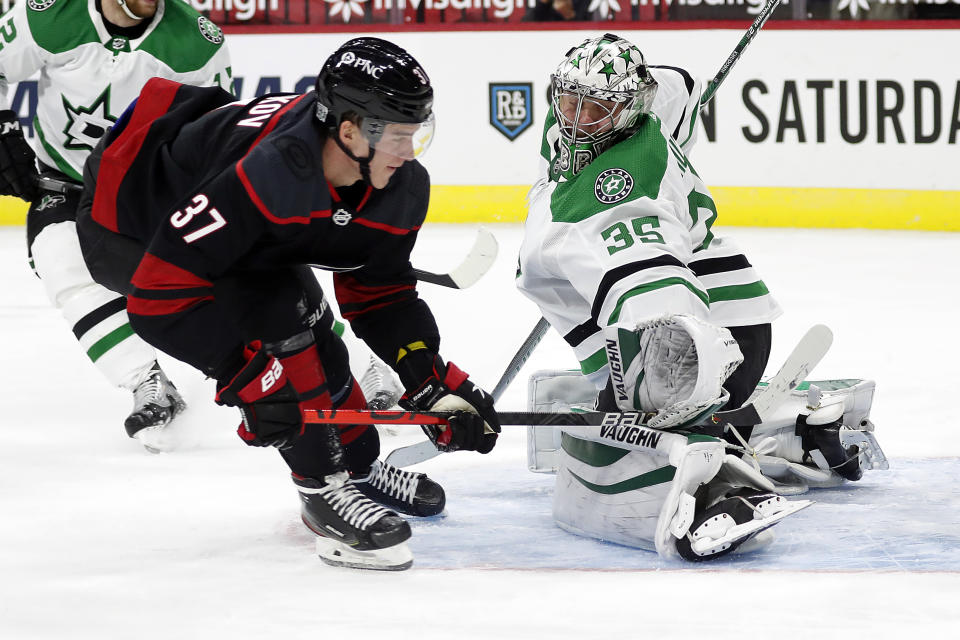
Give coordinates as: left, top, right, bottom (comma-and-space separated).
215, 342, 303, 450
399, 354, 500, 454
0, 110, 39, 202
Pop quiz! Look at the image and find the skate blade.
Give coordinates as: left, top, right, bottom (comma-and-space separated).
133, 426, 176, 454
315, 537, 413, 571
690, 498, 813, 557
840, 429, 889, 471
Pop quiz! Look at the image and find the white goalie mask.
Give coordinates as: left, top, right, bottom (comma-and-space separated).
550, 33, 658, 179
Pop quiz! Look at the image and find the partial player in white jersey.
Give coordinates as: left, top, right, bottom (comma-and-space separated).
517, 34, 887, 561
0, 0, 232, 451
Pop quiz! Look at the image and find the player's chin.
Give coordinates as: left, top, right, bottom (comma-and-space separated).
374, 166, 399, 188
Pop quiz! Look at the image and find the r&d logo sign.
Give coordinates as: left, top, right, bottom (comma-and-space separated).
489, 83, 533, 141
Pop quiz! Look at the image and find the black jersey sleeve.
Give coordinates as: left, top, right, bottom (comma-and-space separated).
332, 163, 441, 380
333, 229, 441, 371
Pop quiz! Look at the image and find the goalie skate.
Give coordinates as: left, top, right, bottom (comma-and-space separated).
840, 428, 888, 471
676, 491, 812, 562
295, 472, 413, 571
124, 362, 187, 453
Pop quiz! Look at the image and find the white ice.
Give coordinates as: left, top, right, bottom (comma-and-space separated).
1, 224, 958, 639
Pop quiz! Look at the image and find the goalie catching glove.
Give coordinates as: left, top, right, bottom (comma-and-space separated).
216, 342, 303, 449
0, 110, 39, 202
398, 353, 500, 453
602, 314, 744, 429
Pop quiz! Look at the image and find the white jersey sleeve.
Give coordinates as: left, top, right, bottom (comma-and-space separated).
0, 3, 45, 109
648, 65, 703, 155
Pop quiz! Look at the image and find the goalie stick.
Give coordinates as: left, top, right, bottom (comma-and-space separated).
700, 0, 783, 106
37, 176, 498, 290
307, 324, 833, 440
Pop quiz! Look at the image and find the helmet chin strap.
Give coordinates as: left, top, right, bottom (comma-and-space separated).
116, 0, 144, 21
333, 133, 376, 186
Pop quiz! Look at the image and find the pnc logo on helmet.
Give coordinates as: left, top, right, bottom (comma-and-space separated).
335, 52, 388, 79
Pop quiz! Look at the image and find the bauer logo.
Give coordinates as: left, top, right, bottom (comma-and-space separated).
489, 83, 533, 141
595, 168, 634, 204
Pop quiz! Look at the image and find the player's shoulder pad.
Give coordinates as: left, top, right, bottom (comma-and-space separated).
236, 111, 327, 224
143, 2, 226, 73
23, 0, 101, 52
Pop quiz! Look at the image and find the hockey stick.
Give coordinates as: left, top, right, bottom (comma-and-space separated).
37, 176, 82, 194
382, 316, 552, 467
490, 316, 552, 400
699, 0, 782, 106
36, 177, 498, 290
411, 227, 499, 289
311, 325, 833, 432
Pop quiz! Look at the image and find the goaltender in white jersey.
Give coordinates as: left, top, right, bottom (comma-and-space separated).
517, 34, 887, 561
0, 0, 231, 451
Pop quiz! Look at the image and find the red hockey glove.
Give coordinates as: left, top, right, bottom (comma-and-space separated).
399, 355, 500, 454
216, 342, 303, 449
0, 110, 39, 202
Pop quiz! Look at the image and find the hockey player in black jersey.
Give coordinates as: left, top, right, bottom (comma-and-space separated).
76, 38, 500, 570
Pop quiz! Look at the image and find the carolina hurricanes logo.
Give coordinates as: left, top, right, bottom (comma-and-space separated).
332, 209, 352, 226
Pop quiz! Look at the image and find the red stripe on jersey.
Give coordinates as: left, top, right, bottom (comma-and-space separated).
245, 94, 307, 150
92, 78, 181, 232
235, 161, 333, 225
351, 216, 420, 236
234, 95, 324, 224
334, 276, 415, 305
327, 182, 341, 202
338, 299, 404, 321
131, 253, 214, 291
127, 295, 214, 316
355, 186, 373, 211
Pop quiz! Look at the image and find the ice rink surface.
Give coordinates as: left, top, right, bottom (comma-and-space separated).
1, 224, 958, 639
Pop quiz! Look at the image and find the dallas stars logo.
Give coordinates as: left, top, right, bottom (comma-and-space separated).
61, 87, 115, 151
594, 168, 634, 204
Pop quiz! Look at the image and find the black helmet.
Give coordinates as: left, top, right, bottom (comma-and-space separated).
315, 38, 435, 184
315, 37, 433, 130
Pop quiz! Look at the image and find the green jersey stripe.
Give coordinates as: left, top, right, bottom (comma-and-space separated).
580, 347, 607, 375
607, 277, 709, 324
708, 280, 770, 303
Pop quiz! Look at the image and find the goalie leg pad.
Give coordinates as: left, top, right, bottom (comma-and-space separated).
747, 380, 888, 488
527, 369, 599, 473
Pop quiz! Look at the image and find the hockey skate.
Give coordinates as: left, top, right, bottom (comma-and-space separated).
351, 459, 446, 517
124, 362, 187, 453
676, 488, 812, 562
295, 471, 413, 571
358, 355, 405, 437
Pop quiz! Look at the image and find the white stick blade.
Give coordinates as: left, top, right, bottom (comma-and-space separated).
449, 227, 498, 288
752, 324, 834, 419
